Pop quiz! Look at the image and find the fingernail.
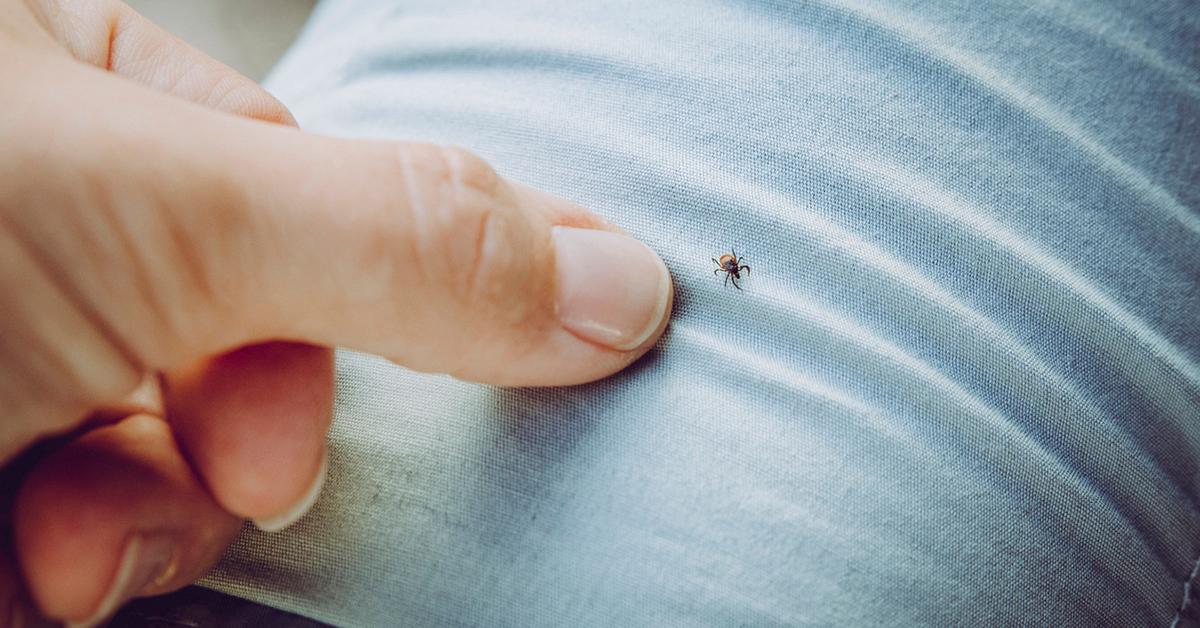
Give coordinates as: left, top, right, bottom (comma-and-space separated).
252, 449, 328, 533
552, 227, 672, 351
67, 533, 177, 628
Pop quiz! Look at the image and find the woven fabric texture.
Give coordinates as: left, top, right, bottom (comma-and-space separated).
200, 1, 1200, 625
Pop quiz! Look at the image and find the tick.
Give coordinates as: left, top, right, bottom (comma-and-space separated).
713, 249, 751, 290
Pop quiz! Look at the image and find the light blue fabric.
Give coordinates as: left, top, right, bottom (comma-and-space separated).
201, 1, 1200, 625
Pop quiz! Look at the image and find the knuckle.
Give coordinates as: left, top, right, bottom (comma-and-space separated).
397, 144, 521, 297
440, 150, 507, 277
444, 146, 500, 194
371, 142, 546, 373
380, 143, 547, 366
399, 143, 500, 201
440, 146, 502, 198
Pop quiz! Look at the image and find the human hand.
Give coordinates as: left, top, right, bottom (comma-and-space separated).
0, 0, 673, 624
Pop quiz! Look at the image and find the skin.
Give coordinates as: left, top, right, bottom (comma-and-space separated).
0, 0, 672, 624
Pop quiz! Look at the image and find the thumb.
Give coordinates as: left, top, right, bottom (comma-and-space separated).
36, 55, 675, 386
222, 139, 676, 384
240, 139, 675, 384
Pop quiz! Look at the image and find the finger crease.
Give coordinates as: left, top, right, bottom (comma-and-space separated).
467, 207, 497, 300
393, 147, 426, 282
90, 184, 177, 361
104, 10, 117, 71
0, 214, 144, 388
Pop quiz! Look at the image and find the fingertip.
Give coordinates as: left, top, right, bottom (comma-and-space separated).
13, 415, 239, 623
509, 184, 674, 357
552, 227, 674, 352
251, 448, 328, 533
164, 342, 333, 521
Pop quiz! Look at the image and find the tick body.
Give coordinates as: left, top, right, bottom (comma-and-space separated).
713, 250, 751, 290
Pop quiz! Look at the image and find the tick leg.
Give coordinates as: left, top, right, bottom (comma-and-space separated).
732, 276, 742, 291
740, 264, 751, 275
724, 273, 730, 287
714, 268, 722, 276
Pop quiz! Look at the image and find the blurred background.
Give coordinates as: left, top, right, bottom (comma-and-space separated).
123, 0, 316, 81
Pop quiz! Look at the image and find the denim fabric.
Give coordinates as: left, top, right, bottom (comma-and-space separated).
200, 1, 1200, 625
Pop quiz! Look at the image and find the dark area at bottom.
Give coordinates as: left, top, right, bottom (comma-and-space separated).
112, 586, 331, 628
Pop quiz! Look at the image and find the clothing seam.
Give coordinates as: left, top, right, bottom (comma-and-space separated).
1169, 552, 1200, 627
